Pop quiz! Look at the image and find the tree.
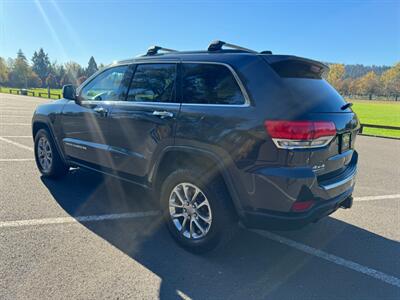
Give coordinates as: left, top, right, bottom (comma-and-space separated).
32, 48, 50, 87
0, 57, 9, 86
50, 62, 65, 88
327, 64, 345, 92
381, 63, 400, 101
63, 61, 84, 86
46, 74, 58, 89
86, 56, 98, 77
9, 49, 31, 88
77, 76, 88, 85
28, 72, 42, 88
358, 71, 380, 100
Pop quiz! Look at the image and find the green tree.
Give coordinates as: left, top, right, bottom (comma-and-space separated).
28, 72, 42, 88
381, 63, 400, 101
50, 62, 65, 88
86, 56, 98, 77
9, 49, 31, 88
32, 48, 50, 87
63, 61, 84, 86
0, 57, 9, 86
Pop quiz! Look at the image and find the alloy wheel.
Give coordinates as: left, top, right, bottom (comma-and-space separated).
37, 136, 53, 172
169, 182, 212, 239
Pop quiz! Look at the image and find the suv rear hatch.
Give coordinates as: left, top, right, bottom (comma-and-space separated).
262, 55, 360, 180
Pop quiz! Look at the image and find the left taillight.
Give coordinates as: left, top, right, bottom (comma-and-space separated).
264, 120, 336, 149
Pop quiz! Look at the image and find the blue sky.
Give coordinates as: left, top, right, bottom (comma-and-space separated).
1, 0, 399, 66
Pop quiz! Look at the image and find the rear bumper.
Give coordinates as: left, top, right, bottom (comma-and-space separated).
241, 187, 354, 230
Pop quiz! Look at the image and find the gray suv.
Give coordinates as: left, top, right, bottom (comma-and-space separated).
32, 41, 359, 253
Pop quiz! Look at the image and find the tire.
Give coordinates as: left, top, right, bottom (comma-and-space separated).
160, 168, 237, 253
34, 128, 69, 178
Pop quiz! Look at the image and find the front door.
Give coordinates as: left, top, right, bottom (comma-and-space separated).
107, 63, 179, 182
60, 65, 130, 169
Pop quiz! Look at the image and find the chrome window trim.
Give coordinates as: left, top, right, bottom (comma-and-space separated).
79, 60, 251, 107
181, 61, 251, 107
111, 101, 180, 107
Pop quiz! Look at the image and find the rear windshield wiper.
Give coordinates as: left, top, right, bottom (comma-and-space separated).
341, 103, 353, 110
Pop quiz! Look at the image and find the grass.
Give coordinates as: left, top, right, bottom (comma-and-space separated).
349, 99, 400, 138
0, 87, 62, 99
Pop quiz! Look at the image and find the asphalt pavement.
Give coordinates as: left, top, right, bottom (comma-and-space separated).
0, 93, 399, 299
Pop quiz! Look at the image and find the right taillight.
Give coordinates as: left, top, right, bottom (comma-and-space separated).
265, 120, 336, 149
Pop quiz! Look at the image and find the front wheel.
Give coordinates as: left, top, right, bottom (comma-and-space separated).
34, 129, 69, 178
160, 169, 237, 253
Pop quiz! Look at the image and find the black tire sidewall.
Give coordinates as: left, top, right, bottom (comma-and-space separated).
34, 129, 66, 178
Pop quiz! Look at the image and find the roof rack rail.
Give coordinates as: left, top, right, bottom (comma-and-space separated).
207, 40, 257, 53
145, 45, 178, 56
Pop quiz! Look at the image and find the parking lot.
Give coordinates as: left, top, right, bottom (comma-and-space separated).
0, 93, 399, 299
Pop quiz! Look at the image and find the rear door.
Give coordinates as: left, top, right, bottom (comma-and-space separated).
107, 62, 179, 181
60, 65, 130, 168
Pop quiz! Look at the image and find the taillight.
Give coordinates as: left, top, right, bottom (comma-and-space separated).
265, 120, 336, 149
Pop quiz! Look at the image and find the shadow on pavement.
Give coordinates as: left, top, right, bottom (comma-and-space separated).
42, 168, 400, 300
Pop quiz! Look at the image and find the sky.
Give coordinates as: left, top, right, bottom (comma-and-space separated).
1, 0, 399, 67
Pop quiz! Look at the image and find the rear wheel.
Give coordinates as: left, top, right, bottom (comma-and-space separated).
160, 168, 237, 253
34, 129, 69, 178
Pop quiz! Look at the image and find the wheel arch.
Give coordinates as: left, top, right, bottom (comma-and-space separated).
151, 146, 245, 219
32, 120, 67, 164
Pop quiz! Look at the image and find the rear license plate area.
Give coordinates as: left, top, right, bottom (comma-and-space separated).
339, 133, 352, 153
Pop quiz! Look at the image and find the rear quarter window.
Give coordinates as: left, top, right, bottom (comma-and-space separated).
182, 63, 245, 105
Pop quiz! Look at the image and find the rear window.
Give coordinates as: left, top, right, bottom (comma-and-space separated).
182, 63, 245, 105
282, 78, 349, 113
270, 60, 326, 79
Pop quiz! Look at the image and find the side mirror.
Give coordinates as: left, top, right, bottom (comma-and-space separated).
62, 84, 77, 102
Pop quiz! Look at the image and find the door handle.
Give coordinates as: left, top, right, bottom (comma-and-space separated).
93, 106, 108, 116
152, 110, 174, 119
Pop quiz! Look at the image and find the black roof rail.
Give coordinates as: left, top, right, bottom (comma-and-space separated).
145, 45, 178, 56
207, 40, 257, 53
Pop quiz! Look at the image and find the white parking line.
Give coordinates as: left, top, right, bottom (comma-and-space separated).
354, 194, 400, 201
0, 115, 33, 118
0, 110, 34, 113
0, 209, 399, 288
0, 158, 35, 162
0, 136, 33, 151
0, 123, 30, 126
0, 211, 160, 228
0, 135, 31, 138
254, 230, 400, 288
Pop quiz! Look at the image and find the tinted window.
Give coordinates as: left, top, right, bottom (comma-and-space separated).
182, 63, 245, 105
127, 64, 176, 102
270, 60, 326, 79
80, 65, 128, 101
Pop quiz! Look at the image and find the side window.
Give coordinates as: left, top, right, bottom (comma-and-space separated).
80, 65, 128, 101
127, 64, 176, 102
182, 63, 245, 105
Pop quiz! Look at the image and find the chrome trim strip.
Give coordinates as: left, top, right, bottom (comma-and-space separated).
271, 136, 335, 150
111, 101, 180, 107
320, 171, 356, 191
